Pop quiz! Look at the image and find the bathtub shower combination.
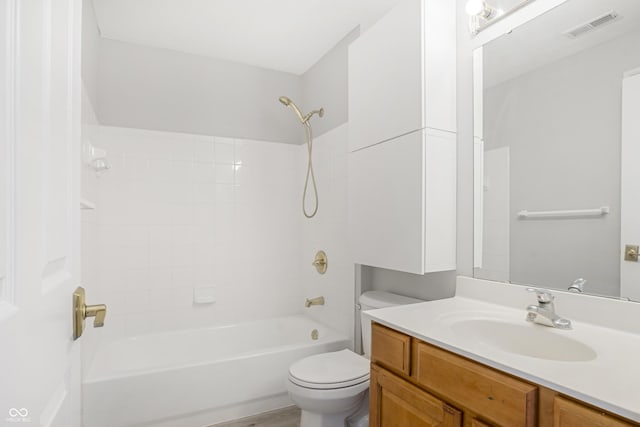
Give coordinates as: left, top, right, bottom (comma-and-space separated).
80, 95, 344, 427
84, 316, 349, 427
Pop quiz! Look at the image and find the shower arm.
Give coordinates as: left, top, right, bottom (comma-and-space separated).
302, 109, 324, 124
279, 96, 324, 125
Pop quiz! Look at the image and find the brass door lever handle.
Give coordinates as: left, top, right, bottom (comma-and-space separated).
73, 286, 107, 340
85, 303, 107, 327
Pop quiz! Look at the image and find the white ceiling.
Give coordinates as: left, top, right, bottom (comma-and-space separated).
484, 0, 640, 88
91, 0, 401, 75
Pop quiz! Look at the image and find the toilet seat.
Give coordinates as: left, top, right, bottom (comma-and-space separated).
288, 349, 370, 390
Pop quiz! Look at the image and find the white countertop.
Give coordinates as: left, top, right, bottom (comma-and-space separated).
364, 277, 640, 423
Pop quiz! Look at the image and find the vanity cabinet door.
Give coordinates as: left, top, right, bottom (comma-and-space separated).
413, 342, 537, 426
553, 397, 637, 427
471, 419, 494, 427
371, 323, 412, 376
370, 364, 462, 427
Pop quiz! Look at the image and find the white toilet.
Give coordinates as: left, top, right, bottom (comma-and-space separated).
287, 291, 422, 427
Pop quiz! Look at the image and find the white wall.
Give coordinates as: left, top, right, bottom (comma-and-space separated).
82, 0, 100, 110
88, 126, 303, 339
301, 29, 360, 138
474, 147, 510, 282
296, 31, 359, 342
483, 29, 640, 295
97, 39, 303, 144
94, 26, 360, 146
298, 124, 354, 344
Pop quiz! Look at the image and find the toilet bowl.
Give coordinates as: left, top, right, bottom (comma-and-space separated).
287, 291, 423, 427
287, 349, 369, 427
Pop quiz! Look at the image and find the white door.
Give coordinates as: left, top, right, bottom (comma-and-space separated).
0, 0, 83, 426
621, 71, 640, 301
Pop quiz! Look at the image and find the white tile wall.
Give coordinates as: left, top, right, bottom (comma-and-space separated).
81, 121, 354, 359
88, 126, 304, 338
298, 124, 355, 344
80, 86, 102, 370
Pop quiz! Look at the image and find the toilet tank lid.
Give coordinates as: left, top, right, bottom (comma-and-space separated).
359, 291, 423, 309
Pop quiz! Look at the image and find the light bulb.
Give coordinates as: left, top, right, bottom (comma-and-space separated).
465, 0, 486, 16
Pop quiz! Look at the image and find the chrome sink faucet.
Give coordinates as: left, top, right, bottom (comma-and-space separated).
526, 288, 572, 329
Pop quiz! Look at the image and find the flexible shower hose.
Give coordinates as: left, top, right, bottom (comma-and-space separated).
303, 123, 318, 218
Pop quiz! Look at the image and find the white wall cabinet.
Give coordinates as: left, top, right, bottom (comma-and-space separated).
347, 0, 456, 274
348, 0, 456, 152
348, 129, 456, 274
349, 131, 424, 274
424, 128, 457, 272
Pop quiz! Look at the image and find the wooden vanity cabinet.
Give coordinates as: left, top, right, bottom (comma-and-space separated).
371, 364, 462, 427
369, 323, 639, 427
553, 397, 636, 427
371, 321, 412, 377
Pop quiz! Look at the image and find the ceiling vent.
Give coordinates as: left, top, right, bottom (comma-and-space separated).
563, 11, 620, 39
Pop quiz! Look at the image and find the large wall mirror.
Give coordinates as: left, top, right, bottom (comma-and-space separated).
0, 20, 9, 306
473, 0, 640, 300
0, 134, 5, 303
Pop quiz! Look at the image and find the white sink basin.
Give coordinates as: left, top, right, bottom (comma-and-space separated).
449, 318, 597, 362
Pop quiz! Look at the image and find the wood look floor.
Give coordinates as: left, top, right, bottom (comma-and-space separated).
211, 406, 301, 427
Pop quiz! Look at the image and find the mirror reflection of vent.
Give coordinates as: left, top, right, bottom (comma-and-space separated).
564, 11, 620, 39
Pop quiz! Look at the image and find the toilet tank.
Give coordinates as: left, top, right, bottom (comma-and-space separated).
359, 291, 423, 359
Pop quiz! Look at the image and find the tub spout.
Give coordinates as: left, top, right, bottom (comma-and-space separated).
305, 296, 325, 308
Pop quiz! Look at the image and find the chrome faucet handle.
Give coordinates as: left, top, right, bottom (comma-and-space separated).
527, 288, 554, 304
568, 278, 586, 293
525, 288, 571, 330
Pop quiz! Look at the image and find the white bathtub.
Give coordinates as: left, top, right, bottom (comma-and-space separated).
83, 315, 350, 427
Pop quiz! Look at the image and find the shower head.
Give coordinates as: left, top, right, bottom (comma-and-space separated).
279, 96, 292, 106
278, 95, 323, 124
279, 96, 306, 123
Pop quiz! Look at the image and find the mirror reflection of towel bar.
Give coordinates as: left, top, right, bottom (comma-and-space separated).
517, 206, 610, 220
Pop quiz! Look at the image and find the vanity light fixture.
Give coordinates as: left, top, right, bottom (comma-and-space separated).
466, 0, 502, 35
465, 0, 496, 19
